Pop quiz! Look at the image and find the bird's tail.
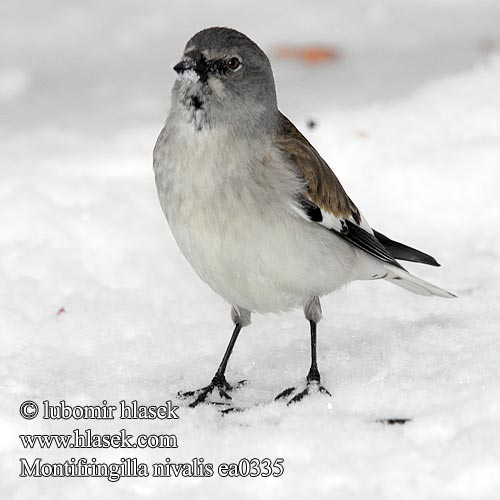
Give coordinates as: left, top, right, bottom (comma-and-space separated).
383, 264, 456, 298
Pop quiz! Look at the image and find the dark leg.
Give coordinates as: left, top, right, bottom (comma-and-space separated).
276, 319, 332, 405
179, 323, 245, 408
306, 320, 321, 383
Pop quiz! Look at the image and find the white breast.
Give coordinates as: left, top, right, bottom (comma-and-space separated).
154, 119, 358, 313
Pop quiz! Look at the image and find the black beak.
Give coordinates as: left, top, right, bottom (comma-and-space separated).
173, 51, 209, 80
173, 60, 192, 74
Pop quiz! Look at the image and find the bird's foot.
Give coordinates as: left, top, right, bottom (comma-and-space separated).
275, 382, 331, 405
275, 369, 331, 406
178, 374, 247, 408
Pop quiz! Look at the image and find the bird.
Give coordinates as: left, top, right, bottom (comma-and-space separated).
153, 27, 455, 407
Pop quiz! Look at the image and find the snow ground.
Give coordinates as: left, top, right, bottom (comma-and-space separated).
1, 1, 500, 499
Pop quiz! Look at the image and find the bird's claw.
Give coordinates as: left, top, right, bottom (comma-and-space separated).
275, 380, 332, 406
178, 376, 247, 408
274, 387, 296, 401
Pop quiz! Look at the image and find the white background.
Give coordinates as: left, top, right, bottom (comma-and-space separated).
1, 0, 500, 498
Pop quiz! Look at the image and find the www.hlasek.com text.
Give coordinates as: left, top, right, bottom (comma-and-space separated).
20, 428, 178, 449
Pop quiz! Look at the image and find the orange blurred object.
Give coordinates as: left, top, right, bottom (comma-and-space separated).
275, 45, 340, 64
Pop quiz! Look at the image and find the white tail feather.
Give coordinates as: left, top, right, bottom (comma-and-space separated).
383, 265, 456, 298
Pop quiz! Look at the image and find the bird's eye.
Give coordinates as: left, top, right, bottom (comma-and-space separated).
226, 57, 241, 70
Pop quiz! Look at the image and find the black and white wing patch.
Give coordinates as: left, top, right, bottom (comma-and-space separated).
340, 220, 405, 269
295, 194, 405, 269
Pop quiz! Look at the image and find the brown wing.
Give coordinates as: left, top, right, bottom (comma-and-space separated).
275, 113, 405, 269
275, 113, 361, 225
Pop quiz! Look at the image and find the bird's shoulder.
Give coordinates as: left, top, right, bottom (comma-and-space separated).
274, 113, 362, 226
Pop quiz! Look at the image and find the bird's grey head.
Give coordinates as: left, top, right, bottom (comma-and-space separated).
171, 27, 278, 133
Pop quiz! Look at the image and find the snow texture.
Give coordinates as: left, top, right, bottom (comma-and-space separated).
1, 1, 500, 499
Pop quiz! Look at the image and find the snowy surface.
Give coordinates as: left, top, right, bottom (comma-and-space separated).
2, 1, 500, 499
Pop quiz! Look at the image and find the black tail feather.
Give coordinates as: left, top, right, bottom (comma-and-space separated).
373, 230, 440, 267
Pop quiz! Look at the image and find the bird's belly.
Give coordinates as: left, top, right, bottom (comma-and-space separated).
155, 124, 358, 312
166, 184, 357, 312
